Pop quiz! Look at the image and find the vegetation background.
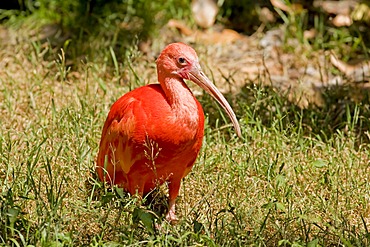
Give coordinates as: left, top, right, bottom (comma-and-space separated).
0, 0, 369, 246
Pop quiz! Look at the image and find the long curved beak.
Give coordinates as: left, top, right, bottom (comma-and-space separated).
188, 64, 242, 138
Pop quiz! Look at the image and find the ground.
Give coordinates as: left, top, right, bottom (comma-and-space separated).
0, 9, 370, 246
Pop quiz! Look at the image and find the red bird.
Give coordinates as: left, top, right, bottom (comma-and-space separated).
96, 43, 241, 223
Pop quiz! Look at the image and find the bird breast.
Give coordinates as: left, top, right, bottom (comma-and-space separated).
132, 83, 203, 147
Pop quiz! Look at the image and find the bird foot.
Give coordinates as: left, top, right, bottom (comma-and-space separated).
165, 209, 179, 225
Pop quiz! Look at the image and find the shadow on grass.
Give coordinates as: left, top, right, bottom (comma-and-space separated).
85, 169, 170, 231
1, 0, 191, 65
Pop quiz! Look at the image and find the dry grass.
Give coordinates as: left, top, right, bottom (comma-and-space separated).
1, 23, 370, 246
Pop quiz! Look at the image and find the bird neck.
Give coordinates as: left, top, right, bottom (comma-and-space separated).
160, 77, 194, 106
160, 77, 200, 124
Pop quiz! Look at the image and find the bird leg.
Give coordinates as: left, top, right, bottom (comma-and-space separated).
165, 198, 178, 224
165, 179, 181, 224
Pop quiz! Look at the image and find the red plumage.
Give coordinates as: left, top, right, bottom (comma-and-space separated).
96, 43, 240, 222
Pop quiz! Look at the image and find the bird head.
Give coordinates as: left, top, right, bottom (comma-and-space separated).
156, 42, 199, 80
156, 43, 241, 138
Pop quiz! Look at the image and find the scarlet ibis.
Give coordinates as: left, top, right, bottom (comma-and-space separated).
96, 42, 241, 223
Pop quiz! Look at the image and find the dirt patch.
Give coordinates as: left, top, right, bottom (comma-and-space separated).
163, 21, 370, 108
2, 21, 369, 110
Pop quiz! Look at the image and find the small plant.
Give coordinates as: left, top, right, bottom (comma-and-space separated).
1, 1, 370, 245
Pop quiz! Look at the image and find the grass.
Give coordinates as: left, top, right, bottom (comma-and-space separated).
1, 42, 369, 246
1, 2, 370, 246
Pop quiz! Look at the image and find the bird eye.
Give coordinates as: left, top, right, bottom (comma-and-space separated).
178, 57, 186, 65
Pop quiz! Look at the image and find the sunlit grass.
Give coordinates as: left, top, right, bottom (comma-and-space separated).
1, 3, 370, 244
1, 37, 369, 246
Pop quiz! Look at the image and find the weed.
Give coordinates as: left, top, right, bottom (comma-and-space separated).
1, 2, 370, 245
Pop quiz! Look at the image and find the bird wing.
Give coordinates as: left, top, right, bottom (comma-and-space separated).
97, 95, 143, 182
